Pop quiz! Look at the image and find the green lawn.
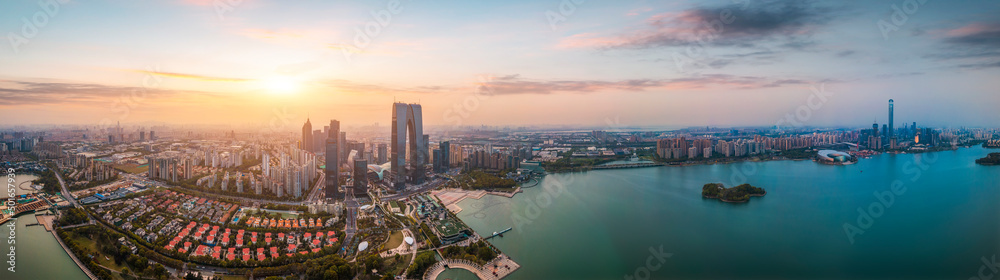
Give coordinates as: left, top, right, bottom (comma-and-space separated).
219, 275, 249, 280
114, 164, 149, 174
67, 231, 127, 280
382, 253, 412, 276
384, 231, 404, 250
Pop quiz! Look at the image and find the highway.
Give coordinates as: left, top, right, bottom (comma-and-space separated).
305, 170, 325, 203
54, 162, 80, 207
380, 178, 447, 201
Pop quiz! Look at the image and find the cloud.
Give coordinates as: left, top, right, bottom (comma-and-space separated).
125, 69, 252, 82
944, 23, 1000, 46
179, 0, 215, 6
322, 80, 461, 96
239, 28, 307, 41
0, 80, 176, 106
626, 7, 653, 17
925, 22, 1000, 68
476, 74, 822, 95
954, 61, 1000, 70
318, 74, 828, 97
558, 0, 837, 50
835, 50, 856, 57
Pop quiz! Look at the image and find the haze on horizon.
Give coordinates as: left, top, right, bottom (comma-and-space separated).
1, 0, 998, 129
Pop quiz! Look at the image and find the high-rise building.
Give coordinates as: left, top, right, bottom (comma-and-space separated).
184, 158, 192, 179
353, 159, 368, 195
888, 99, 894, 140
339, 132, 348, 164
391, 102, 427, 189
312, 130, 323, 153
377, 143, 387, 164
294, 169, 302, 198
325, 120, 341, 201
439, 141, 450, 172
302, 118, 313, 152
433, 149, 443, 173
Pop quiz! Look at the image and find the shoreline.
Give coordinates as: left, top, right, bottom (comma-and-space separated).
543, 145, 981, 174
704, 191, 767, 203
434, 187, 523, 214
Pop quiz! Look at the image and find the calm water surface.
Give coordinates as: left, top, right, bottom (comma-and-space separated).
455, 147, 1000, 279
2, 174, 88, 280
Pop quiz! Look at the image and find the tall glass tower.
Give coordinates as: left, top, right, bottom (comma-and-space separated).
325, 120, 341, 201
391, 102, 427, 190
888, 99, 894, 140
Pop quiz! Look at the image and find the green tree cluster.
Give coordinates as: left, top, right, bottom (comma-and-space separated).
406, 251, 438, 278
58, 207, 90, 225
440, 240, 497, 265
702, 183, 766, 202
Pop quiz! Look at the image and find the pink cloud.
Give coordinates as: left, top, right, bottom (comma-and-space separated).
945, 23, 1000, 37
180, 0, 215, 6
626, 7, 653, 17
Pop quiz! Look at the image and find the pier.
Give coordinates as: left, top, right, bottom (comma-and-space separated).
484, 227, 513, 240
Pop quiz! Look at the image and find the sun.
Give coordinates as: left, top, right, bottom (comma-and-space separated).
262, 76, 300, 94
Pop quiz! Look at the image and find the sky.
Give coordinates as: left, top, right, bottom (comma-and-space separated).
0, 0, 998, 129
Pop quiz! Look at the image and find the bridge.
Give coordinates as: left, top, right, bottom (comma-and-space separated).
423, 255, 520, 280
591, 162, 661, 170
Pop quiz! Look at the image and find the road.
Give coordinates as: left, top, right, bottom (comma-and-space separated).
53, 162, 80, 207
380, 178, 446, 201
306, 170, 325, 203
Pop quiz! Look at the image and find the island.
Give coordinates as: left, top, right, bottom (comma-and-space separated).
702, 183, 767, 203
976, 153, 1000, 166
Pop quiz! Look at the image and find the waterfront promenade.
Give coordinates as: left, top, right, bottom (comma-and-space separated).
423, 255, 520, 280
51, 226, 98, 280
52, 164, 99, 280
433, 188, 521, 214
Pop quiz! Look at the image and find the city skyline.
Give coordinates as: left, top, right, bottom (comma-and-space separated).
1, 0, 999, 127
2, 2, 999, 280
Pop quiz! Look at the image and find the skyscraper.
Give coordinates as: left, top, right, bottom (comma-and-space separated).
353, 159, 368, 195
302, 118, 313, 152
325, 120, 341, 201
391, 102, 427, 189
312, 130, 323, 153
432, 149, 443, 173
377, 143, 387, 164
440, 141, 450, 170
339, 131, 347, 164
888, 99, 894, 140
